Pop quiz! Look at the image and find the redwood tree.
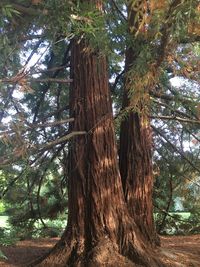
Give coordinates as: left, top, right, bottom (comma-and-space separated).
119, 0, 195, 247
0, 1, 199, 266
31, 1, 163, 266
119, 2, 159, 246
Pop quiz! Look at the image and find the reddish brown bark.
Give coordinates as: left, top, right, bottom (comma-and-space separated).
29, 2, 164, 266
119, 3, 160, 247
119, 104, 159, 246
30, 36, 163, 267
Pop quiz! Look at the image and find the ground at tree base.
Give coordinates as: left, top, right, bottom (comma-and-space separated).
0, 235, 200, 267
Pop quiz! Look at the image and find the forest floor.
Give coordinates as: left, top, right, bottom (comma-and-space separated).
0, 235, 200, 266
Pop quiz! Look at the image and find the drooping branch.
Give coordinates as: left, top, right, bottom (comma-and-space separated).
0, 2, 43, 16
0, 131, 86, 167
0, 169, 25, 199
168, 86, 199, 119
155, 149, 200, 189
36, 144, 65, 229
26, 118, 74, 129
155, 0, 182, 67
109, 0, 127, 21
0, 77, 73, 84
179, 36, 200, 44
151, 115, 200, 125
0, 118, 74, 136
158, 174, 173, 233
25, 38, 45, 66
152, 98, 196, 120
35, 105, 69, 122
110, 70, 125, 93
154, 204, 188, 224
32, 42, 71, 123
184, 127, 200, 144
152, 125, 200, 174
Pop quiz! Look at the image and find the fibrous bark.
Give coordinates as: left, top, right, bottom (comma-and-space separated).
29, 1, 163, 266
119, 104, 159, 246
30, 32, 162, 267
119, 2, 160, 247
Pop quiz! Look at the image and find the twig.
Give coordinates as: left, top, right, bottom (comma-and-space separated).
151, 115, 200, 125
0, 131, 86, 167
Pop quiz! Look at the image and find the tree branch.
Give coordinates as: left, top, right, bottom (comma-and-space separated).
0, 2, 42, 16
151, 115, 200, 125
0, 131, 86, 167
109, 0, 127, 21
152, 125, 200, 174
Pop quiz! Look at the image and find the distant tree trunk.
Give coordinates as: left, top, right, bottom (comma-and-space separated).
119, 3, 160, 247
30, 3, 164, 267
158, 174, 173, 234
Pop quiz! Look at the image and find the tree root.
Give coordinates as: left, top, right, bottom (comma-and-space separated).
27, 236, 167, 267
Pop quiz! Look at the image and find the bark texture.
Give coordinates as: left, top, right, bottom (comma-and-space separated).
29, 2, 163, 266
119, 101, 159, 246
30, 36, 163, 267
119, 3, 160, 247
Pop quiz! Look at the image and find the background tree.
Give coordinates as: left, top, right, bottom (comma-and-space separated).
118, 0, 200, 246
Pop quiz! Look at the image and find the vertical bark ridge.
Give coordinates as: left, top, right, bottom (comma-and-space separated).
30, 37, 163, 267
29, 1, 163, 265
119, 1, 160, 247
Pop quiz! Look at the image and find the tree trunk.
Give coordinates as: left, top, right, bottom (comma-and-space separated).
158, 174, 173, 234
119, 102, 159, 247
29, 2, 165, 266
119, 3, 160, 247
32, 38, 156, 267
30, 19, 164, 267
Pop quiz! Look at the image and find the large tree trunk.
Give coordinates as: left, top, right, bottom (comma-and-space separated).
29, 2, 165, 266
119, 3, 160, 247
32, 38, 161, 267
30, 16, 164, 267
119, 98, 159, 247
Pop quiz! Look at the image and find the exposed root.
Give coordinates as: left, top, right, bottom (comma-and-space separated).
28, 236, 84, 267
86, 238, 136, 267
28, 236, 167, 267
28, 238, 135, 267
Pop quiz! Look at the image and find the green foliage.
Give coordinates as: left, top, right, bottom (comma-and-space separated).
0, 203, 5, 214
0, 227, 19, 246
155, 211, 200, 236
69, 3, 109, 53
1, 4, 20, 18
33, 216, 66, 238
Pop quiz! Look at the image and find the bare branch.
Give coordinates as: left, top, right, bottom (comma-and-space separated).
109, 0, 127, 21
27, 118, 74, 129
151, 115, 200, 125
150, 88, 198, 105
0, 118, 74, 136
31, 78, 73, 84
